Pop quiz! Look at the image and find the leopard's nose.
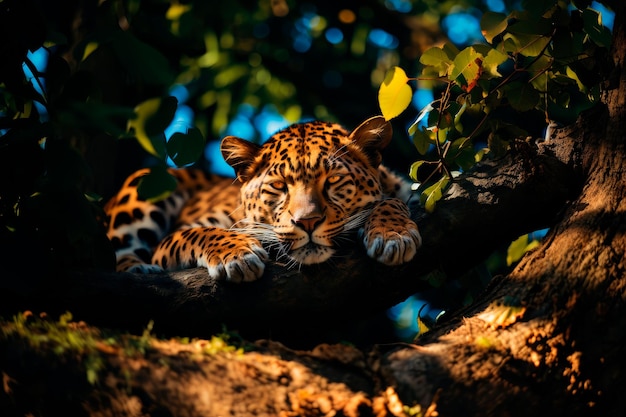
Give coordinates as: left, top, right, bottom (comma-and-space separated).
292, 215, 325, 233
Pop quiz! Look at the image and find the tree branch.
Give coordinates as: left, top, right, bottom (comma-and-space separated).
0, 133, 582, 338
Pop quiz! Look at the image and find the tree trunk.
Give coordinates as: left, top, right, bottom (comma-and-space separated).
379, 4, 626, 414
2, 3, 626, 417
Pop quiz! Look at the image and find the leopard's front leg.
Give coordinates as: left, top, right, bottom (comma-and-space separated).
360, 198, 421, 266
152, 227, 268, 282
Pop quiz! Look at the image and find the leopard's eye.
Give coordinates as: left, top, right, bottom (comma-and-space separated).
326, 174, 343, 186
269, 181, 287, 191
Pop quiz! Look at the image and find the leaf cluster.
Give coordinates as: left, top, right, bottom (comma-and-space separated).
379, 0, 612, 211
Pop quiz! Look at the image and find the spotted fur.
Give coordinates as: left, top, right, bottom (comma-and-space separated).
105, 116, 421, 282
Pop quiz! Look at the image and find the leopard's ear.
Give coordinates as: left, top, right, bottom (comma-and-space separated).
221, 136, 261, 182
348, 116, 393, 167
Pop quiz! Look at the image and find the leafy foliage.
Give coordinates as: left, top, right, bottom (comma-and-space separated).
0, 0, 422, 272
378, 0, 612, 211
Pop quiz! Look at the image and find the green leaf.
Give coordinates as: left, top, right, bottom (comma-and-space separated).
504, 82, 540, 112
411, 127, 433, 155
409, 160, 426, 181
582, 8, 612, 48
482, 47, 509, 78
127, 96, 178, 157
526, 55, 553, 91
505, 33, 551, 57
442, 42, 460, 59
137, 166, 178, 202
419, 47, 453, 76
166, 127, 206, 167
450, 47, 482, 89
448, 137, 475, 171
420, 176, 449, 213
566, 66, 586, 92
480, 12, 509, 43
505, 19, 552, 57
506, 234, 540, 266
378, 66, 412, 121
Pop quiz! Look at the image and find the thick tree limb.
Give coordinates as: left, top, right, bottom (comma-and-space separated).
0, 134, 581, 338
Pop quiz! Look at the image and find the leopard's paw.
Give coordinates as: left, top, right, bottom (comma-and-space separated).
199, 236, 269, 283
361, 220, 421, 265
360, 198, 422, 266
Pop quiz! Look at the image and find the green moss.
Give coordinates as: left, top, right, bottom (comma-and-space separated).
1, 311, 105, 384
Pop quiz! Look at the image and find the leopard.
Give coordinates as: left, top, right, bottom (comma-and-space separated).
105, 115, 422, 282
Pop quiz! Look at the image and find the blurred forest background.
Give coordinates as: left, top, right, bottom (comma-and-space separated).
0, 0, 614, 341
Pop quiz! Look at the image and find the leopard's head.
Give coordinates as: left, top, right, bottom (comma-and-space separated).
221, 116, 392, 266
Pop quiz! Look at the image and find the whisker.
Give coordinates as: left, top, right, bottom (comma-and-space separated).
328, 144, 350, 164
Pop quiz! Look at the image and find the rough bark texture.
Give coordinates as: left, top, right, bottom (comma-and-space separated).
2, 3, 626, 416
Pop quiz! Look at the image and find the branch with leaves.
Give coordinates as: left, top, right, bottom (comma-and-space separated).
378, 0, 611, 211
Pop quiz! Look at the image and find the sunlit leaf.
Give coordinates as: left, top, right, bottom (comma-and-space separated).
137, 166, 177, 202
505, 33, 551, 57
480, 12, 509, 43
416, 304, 430, 338
419, 47, 453, 76
127, 96, 178, 157
166, 127, 206, 167
420, 176, 449, 213
478, 300, 526, 329
378, 66, 412, 121
507, 234, 529, 266
449, 47, 482, 90
566, 66, 586, 92
409, 160, 441, 183
505, 19, 552, 57
482, 47, 509, 78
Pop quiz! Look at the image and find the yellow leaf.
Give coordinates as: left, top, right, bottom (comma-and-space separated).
378, 66, 412, 121
416, 314, 430, 337
478, 301, 526, 329
166, 4, 191, 20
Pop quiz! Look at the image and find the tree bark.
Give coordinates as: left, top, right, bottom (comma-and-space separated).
2, 3, 626, 416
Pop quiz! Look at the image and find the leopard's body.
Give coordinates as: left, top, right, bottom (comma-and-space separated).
105, 116, 421, 282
